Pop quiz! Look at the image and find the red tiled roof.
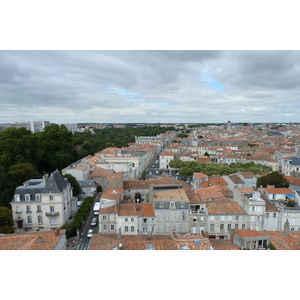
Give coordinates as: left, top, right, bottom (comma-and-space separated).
89, 234, 212, 250
118, 203, 155, 217
235, 229, 269, 238
263, 187, 294, 194
0, 230, 65, 250
206, 199, 246, 215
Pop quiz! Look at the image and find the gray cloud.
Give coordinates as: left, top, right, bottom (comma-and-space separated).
0, 50, 300, 124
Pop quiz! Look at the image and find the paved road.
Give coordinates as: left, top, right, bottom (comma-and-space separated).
74, 193, 101, 250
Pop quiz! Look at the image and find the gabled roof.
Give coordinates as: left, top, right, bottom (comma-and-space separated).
228, 175, 244, 184
206, 198, 246, 215
89, 234, 212, 250
118, 203, 155, 217
0, 230, 65, 250
263, 187, 294, 195
234, 229, 270, 238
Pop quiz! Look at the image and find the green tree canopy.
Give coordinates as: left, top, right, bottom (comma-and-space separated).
256, 171, 289, 188
63, 174, 81, 197
0, 207, 14, 234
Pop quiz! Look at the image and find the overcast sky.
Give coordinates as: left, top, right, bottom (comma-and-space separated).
1, 50, 300, 124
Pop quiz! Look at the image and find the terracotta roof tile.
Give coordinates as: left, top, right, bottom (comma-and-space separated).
89, 234, 212, 250
206, 199, 246, 215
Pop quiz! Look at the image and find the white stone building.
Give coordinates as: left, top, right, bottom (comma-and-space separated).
10, 170, 75, 231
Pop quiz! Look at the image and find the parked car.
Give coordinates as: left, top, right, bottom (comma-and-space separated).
91, 217, 97, 227
87, 229, 93, 238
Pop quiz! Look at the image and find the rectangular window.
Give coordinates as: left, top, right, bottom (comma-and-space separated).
235, 224, 238, 229
242, 224, 246, 229
27, 216, 32, 224
131, 226, 134, 232
131, 218, 134, 222
50, 206, 54, 212
252, 207, 255, 212
273, 213, 276, 218
220, 224, 224, 231
236, 216, 239, 221
210, 224, 214, 232
50, 195, 53, 201
38, 216, 42, 224
102, 215, 107, 221
257, 216, 260, 221
25, 194, 30, 202
103, 224, 107, 231
228, 216, 232, 221
110, 224, 115, 231
266, 213, 269, 218
37, 205, 41, 212
210, 216, 215, 221
125, 226, 128, 232
125, 218, 128, 222
50, 217, 56, 225
220, 216, 225, 221
228, 224, 231, 230
26, 205, 31, 213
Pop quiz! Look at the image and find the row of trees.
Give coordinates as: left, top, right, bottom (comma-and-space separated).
168, 159, 273, 177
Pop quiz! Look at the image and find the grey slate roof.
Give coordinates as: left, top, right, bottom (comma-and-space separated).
12, 170, 68, 202
42, 170, 68, 193
78, 180, 97, 188
288, 156, 300, 166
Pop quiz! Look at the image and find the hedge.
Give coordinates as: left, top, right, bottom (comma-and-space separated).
61, 196, 93, 239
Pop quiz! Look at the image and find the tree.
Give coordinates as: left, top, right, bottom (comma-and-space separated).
180, 166, 193, 176
0, 207, 14, 234
256, 171, 289, 188
63, 174, 81, 197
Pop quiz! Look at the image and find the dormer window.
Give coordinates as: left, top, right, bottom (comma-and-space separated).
25, 194, 30, 202
35, 194, 41, 201
170, 202, 175, 209
15, 194, 20, 202
181, 202, 185, 208
159, 202, 164, 208
50, 195, 54, 201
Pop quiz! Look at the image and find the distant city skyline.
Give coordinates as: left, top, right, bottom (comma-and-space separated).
1, 50, 300, 124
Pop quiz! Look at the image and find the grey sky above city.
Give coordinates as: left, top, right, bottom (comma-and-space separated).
1, 50, 300, 124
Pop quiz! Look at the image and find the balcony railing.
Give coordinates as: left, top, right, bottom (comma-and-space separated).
45, 212, 59, 217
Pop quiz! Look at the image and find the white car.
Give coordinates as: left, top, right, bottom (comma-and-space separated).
87, 229, 93, 238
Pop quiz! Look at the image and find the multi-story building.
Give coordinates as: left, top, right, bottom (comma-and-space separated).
233, 188, 266, 231
149, 184, 190, 234
205, 198, 247, 238
63, 123, 78, 132
99, 202, 156, 235
10, 170, 75, 231
282, 156, 300, 177
30, 120, 50, 132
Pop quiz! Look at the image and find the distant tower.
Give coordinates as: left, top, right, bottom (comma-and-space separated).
226, 120, 232, 131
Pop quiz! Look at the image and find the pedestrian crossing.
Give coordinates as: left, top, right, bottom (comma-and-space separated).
77, 243, 89, 250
